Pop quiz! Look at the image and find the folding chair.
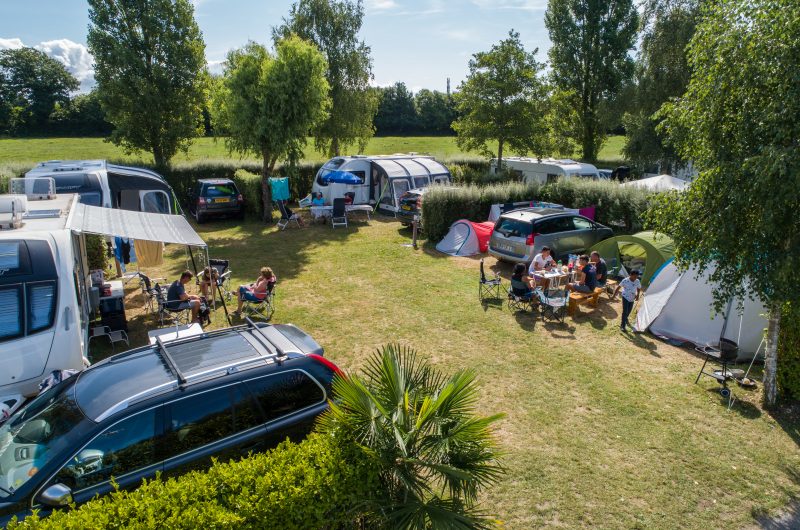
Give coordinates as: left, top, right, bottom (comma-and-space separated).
331, 198, 348, 228
137, 272, 164, 313
89, 325, 129, 353
242, 285, 275, 321
507, 279, 537, 313
209, 258, 234, 301
535, 288, 568, 323
478, 259, 502, 301
154, 283, 191, 326
276, 200, 301, 230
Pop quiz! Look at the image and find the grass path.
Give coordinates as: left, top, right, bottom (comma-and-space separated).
110, 215, 800, 529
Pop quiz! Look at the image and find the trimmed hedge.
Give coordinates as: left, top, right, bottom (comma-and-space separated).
778, 303, 800, 401
7, 433, 380, 530
232, 169, 265, 220
421, 178, 654, 242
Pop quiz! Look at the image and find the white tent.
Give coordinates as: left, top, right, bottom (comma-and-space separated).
622, 174, 690, 192
636, 260, 767, 361
435, 220, 494, 257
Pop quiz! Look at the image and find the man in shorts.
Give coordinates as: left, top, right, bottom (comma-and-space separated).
167, 270, 202, 323
567, 255, 597, 294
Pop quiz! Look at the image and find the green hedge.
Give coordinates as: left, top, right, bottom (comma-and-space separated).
778, 303, 800, 401
421, 178, 654, 242
7, 433, 380, 530
233, 169, 264, 220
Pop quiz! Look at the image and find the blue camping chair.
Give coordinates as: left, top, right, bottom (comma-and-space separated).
535, 288, 568, 322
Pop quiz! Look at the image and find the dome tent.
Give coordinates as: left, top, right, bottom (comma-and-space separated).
435, 220, 494, 257
588, 231, 674, 287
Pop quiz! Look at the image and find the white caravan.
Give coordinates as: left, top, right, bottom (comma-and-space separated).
491, 157, 601, 185
25, 160, 178, 214
311, 154, 452, 214
0, 193, 91, 402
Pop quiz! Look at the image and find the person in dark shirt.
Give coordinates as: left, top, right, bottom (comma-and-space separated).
166, 270, 201, 323
567, 255, 597, 293
590, 251, 608, 286
511, 263, 534, 298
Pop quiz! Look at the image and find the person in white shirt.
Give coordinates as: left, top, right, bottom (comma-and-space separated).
528, 246, 555, 288
613, 270, 642, 332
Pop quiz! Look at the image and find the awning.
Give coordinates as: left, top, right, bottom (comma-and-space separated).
68, 203, 206, 247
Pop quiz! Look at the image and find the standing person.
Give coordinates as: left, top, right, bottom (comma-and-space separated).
567, 255, 597, 293
167, 270, 202, 323
528, 246, 555, 289
234, 267, 277, 315
590, 251, 608, 287
613, 270, 642, 332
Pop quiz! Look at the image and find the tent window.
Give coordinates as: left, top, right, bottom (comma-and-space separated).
27, 281, 57, 333
141, 191, 170, 214
0, 286, 22, 341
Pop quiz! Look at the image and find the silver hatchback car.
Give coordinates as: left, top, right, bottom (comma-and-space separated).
488, 208, 613, 264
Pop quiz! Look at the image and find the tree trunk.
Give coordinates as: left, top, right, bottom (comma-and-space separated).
331, 136, 340, 157
152, 144, 167, 172
261, 150, 273, 223
497, 139, 504, 173
581, 107, 596, 162
763, 303, 782, 409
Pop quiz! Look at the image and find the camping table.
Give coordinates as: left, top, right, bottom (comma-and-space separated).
308, 204, 372, 221
148, 323, 204, 345
539, 269, 573, 290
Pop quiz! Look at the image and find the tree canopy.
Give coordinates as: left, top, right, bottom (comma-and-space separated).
0, 47, 78, 135
87, 0, 208, 168
217, 37, 330, 221
453, 30, 546, 168
647, 0, 800, 406
545, 0, 639, 162
274, 0, 378, 157
374, 82, 418, 135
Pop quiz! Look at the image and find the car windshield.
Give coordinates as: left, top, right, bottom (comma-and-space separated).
495, 218, 533, 238
0, 380, 90, 497
204, 184, 237, 197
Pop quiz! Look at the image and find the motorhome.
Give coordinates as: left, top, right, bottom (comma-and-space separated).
25, 160, 178, 214
491, 157, 600, 185
311, 154, 452, 214
0, 192, 91, 406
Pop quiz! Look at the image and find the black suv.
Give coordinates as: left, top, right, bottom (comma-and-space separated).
188, 179, 244, 223
0, 320, 340, 524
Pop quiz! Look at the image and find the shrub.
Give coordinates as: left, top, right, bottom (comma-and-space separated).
232, 169, 264, 220
778, 303, 800, 401
85, 234, 107, 271
7, 433, 380, 530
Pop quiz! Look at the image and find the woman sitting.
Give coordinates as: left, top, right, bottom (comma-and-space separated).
199, 266, 219, 299
311, 192, 325, 206
234, 267, 276, 315
510, 263, 535, 299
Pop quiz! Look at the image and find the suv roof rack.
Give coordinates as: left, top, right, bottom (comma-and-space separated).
155, 336, 187, 385
245, 316, 288, 360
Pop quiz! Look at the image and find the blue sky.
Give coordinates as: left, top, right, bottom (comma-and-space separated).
0, 0, 551, 93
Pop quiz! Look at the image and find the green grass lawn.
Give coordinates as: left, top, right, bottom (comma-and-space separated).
0, 135, 626, 166
103, 214, 800, 530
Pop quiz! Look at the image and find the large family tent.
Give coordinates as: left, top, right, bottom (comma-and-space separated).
635, 260, 767, 361
621, 174, 690, 192
588, 231, 674, 287
435, 220, 494, 256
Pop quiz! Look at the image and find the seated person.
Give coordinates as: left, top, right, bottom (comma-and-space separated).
590, 251, 608, 287
279, 200, 305, 226
199, 266, 219, 299
567, 255, 597, 294
343, 192, 354, 205
528, 246, 555, 288
234, 267, 277, 314
311, 192, 325, 206
510, 263, 535, 299
167, 271, 201, 323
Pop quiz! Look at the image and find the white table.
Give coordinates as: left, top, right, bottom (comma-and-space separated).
537, 269, 574, 290
309, 204, 372, 220
148, 323, 204, 345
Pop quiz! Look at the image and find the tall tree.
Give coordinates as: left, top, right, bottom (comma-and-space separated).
374, 82, 418, 135
545, 0, 639, 162
87, 0, 208, 169
648, 0, 800, 407
0, 47, 78, 134
622, 6, 697, 172
453, 30, 546, 169
49, 90, 113, 137
218, 38, 330, 222
274, 0, 378, 157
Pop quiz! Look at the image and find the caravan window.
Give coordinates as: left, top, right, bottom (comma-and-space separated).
0, 286, 22, 340
141, 191, 170, 213
0, 242, 20, 270
28, 281, 57, 333
413, 176, 430, 189
78, 192, 103, 206
52, 173, 103, 198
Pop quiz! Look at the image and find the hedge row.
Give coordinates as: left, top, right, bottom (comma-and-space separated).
8, 433, 380, 530
778, 303, 800, 401
421, 178, 654, 242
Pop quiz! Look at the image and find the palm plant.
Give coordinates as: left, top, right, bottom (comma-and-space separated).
318, 344, 504, 530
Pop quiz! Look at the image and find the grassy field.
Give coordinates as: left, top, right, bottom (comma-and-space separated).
102, 214, 800, 530
0, 135, 627, 166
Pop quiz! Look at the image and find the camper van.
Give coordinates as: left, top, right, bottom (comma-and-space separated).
25, 160, 178, 214
492, 157, 600, 185
311, 154, 452, 214
0, 193, 90, 405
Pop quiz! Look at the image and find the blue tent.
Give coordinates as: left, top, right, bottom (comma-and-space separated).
320, 170, 364, 185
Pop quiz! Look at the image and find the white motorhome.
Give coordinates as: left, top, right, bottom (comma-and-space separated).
492, 157, 601, 185
25, 160, 178, 213
0, 192, 90, 403
311, 154, 452, 214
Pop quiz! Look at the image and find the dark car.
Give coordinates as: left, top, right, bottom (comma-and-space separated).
0, 320, 340, 525
396, 186, 457, 226
188, 179, 244, 223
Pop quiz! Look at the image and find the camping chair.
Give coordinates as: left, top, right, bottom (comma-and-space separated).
209, 258, 234, 301
478, 258, 502, 301
507, 279, 537, 313
695, 339, 739, 409
242, 285, 275, 321
276, 200, 302, 230
331, 198, 348, 228
89, 325, 129, 353
136, 272, 165, 313
535, 288, 569, 323
154, 283, 191, 326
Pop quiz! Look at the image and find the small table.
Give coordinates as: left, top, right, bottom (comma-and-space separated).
538, 269, 573, 290
148, 323, 204, 345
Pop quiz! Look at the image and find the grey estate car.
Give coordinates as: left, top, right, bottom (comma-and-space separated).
488, 208, 613, 264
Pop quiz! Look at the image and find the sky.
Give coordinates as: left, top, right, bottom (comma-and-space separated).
0, 0, 552, 94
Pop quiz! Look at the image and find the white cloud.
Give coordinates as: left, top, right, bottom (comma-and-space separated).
471, 0, 547, 10
366, 0, 398, 11
0, 37, 25, 50
207, 59, 225, 75
34, 39, 95, 92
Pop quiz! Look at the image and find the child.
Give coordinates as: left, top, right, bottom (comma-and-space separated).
613, 270, 642, 332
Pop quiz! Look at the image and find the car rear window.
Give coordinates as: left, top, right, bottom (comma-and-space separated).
203, 184, 238, 197
244, 370, 324, 421
495, 218, 533, 238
